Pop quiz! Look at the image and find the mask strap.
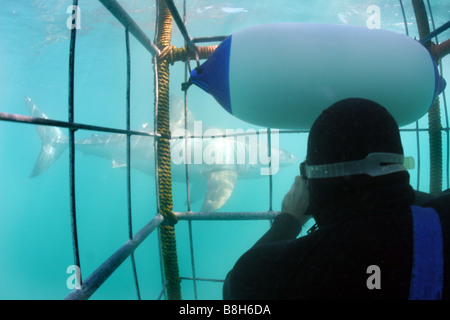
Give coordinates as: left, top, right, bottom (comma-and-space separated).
302, 153, 406, 179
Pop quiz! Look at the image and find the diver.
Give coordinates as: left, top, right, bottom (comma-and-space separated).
223, 98, 450, 299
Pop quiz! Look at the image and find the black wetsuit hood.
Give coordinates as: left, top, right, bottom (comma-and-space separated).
305, 98, 415, 227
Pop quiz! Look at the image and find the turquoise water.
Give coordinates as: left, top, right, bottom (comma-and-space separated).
0, 0, 449, 300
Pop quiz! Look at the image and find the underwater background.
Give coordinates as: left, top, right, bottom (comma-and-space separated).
0, 0, 449, 299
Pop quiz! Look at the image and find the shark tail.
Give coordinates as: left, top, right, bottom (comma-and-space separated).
26, 97, 68, 178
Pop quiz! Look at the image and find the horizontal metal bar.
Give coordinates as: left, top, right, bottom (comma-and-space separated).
64, 214, 164, 300
400, 127, 450, 132
180, 276, 225, 283
175, 211, 280, 221
97, 0, 160, 56
192, 36, 229, 43
0, 112, 159, 138
3, 111, 447, 138
171, 130, 308, 141
171, 127, 450, 141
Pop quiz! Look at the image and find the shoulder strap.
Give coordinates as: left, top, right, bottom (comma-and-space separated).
409, 205, 444, 300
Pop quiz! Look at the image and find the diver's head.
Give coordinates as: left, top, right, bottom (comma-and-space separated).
304, 98, 414, 227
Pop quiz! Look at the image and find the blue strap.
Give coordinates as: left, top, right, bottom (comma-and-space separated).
409, 206, 444, 300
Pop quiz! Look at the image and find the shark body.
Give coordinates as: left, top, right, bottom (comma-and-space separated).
26, 97, 298, 211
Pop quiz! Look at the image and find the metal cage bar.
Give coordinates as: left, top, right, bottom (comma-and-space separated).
0, 112, 159, 138
65, 214, 164, 300
64, 0, 166, 300
125, 27, 142, 300
68, 0, 82, 287
267, 128, 274, 212
175, 211, 280, 221
98, 0, 160, 56
399, 0, 422, 190
426, 0, 450, 190
0, 0, 448, 300
180, 0, 199, 300
164, 0, 192, 45
53, 0, 450, 301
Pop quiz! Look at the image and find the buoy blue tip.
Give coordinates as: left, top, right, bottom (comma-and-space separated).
190, 36, 233, 114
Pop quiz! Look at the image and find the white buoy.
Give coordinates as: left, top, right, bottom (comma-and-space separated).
190, 23, 445, 129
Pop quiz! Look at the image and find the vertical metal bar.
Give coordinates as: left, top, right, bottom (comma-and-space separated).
445, 96, 449, 190
68, 0, 82, 286
183, 80, 192, 212
125, 28, 141, 300
181, 0, 197, 300
412, 0, 444, 194
267, 128, 273, 211
415, 124, 421, 190
427, 0, 450, 190
425, 0, 435, 32
126, 28, 132, 239
182, 0, 192, 210
188, 221, 198, 299
184, 43, 198, 301
442, 87, 450, 189
399, 0, 410, 36
267, 129, 274, 227
400, 0, 421, 189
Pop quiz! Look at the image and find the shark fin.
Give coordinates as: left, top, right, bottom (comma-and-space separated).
201, 170, 238, 212
26, 97, 67, 178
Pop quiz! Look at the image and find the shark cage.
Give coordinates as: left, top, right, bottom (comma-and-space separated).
0, 0, 449, 300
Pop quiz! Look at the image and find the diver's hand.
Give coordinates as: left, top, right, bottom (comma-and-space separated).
281, 175, 311, 225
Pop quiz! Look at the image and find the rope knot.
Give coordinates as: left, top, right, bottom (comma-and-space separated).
157, 45, 187, 65
157, 45, 175, 63
160, 208, 178, 226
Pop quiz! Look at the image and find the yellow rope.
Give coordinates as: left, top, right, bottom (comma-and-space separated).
153, 0, 217, 300
160, 45, 218, 64
412, 0, 443, 195
155, 0, 181, 300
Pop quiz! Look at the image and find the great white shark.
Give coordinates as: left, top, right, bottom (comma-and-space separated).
26, 96, 298, 212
